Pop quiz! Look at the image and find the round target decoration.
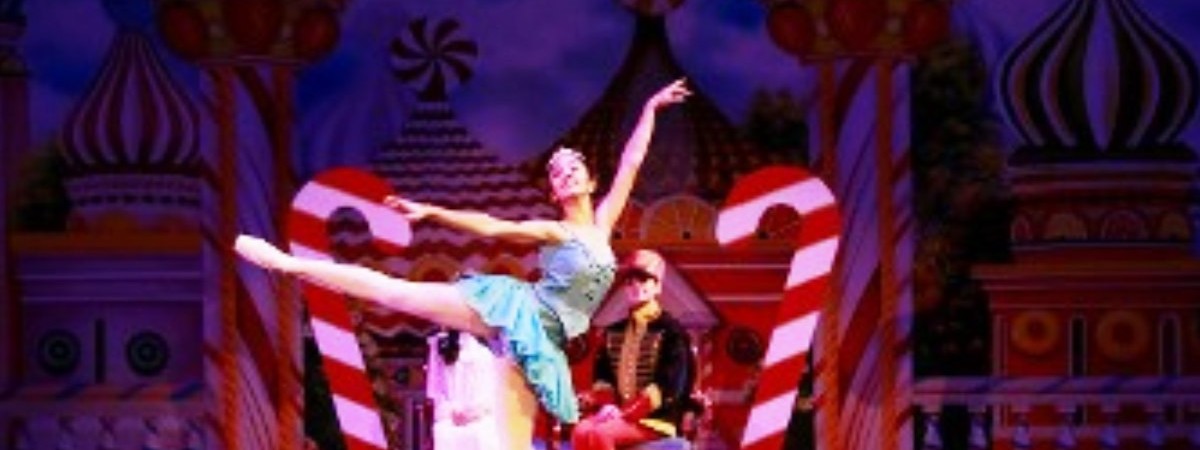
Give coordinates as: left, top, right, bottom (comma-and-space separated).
37, 330, 82, 377
1010, 310, 1060, 356
126, 331, 171, 377
390, 17, 477, 101
1096, 310, 1150, 362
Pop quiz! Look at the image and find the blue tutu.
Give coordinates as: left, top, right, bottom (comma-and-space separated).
454, 233, 615, 423
456, 274, 578, 422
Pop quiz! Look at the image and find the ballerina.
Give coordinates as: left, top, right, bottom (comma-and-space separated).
234, 79, 691, 429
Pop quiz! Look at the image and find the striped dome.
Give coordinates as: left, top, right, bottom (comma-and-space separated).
999, 0, 1198, 161
59, 29, 201, 231
61, 32, 200, 174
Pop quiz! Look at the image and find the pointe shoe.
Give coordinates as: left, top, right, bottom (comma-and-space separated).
234, 235, 294, 272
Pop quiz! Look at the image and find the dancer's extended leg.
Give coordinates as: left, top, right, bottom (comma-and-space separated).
235, 235, 495, 337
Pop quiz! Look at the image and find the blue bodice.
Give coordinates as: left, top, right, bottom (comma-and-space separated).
533, 237, 616, 339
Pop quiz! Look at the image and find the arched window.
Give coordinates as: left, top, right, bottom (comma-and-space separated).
1045, 212, 1087, 241
1156, 212, 1190, 240
1098, 210, 1148, 240
642, 195, 716, 245
612, 201, 645, 242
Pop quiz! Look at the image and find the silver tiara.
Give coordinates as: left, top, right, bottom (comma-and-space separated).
547, 147, 586, 168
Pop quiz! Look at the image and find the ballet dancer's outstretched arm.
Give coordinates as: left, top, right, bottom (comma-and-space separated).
594, 79, 691, 231
383, 196, 569, 245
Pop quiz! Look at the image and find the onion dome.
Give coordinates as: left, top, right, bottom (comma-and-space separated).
59, 1, 202, 232
999, 0, 1198, 163
530, 14, 786, 203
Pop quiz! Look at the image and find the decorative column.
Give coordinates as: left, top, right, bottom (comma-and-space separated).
0, 0, 28, 392
761, 1, 950, 449
156, 2, 345, 448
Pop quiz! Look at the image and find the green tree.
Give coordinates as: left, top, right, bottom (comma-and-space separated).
742, 88, 810, 165
911, 39, 1011, 378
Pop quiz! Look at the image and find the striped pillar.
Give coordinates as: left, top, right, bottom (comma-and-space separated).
203, 63, 305, 450
813, 59, 844, 450
269, 65, 302, 450
810, 57, 915, 450
209, 64, 242, 450
872, 58, 916, 450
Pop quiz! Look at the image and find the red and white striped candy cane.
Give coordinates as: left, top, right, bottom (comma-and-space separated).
716, 166, 841, 450
289, 167, 412, 450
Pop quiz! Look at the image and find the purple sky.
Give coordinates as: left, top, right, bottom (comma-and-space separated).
19, 0, 1200, 165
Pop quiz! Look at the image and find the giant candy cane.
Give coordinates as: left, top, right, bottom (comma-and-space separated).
288, 167, 412, 450
716, 166, 841, 450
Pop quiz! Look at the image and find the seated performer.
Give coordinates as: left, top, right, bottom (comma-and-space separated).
572, 249, 695, 450
426, 329, 501, 450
